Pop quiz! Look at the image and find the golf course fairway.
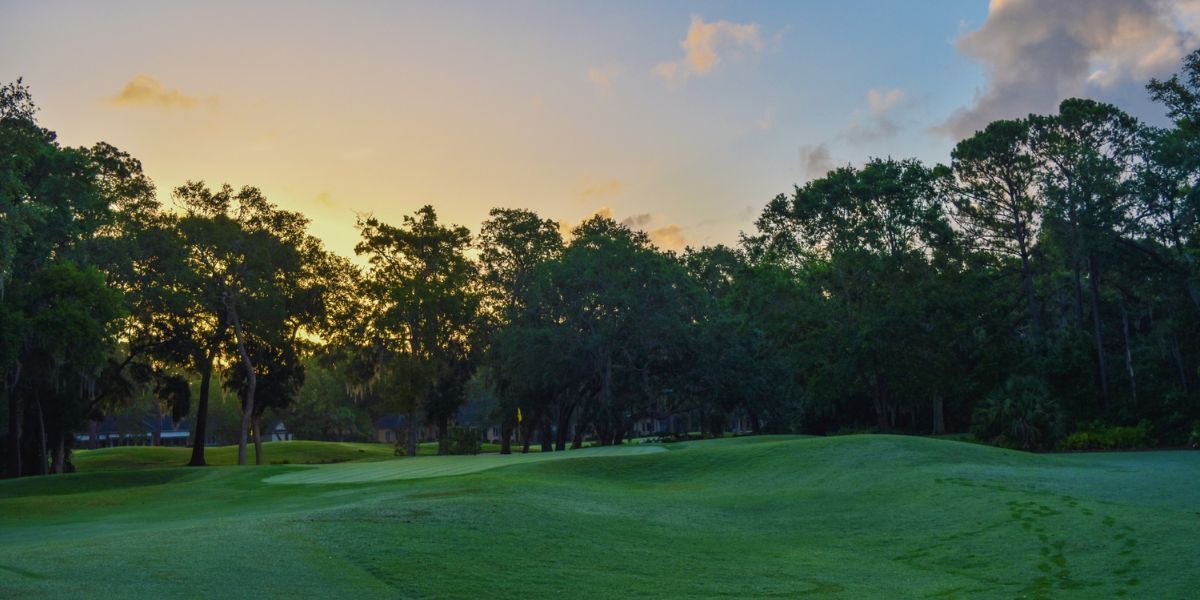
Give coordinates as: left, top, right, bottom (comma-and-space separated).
0, 435, 1197, 598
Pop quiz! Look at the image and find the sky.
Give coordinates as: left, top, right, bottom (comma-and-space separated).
3, 0, 1199, 257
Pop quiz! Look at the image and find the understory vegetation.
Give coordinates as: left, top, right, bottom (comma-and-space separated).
6, 49, 1200, 478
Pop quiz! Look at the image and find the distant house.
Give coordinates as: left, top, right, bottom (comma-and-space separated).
373, 415, 438, 444
630, 411, 752, 438
76, 415, 192, 448
630, 414, 690, 438
77, 416, 294, 448
262, 421, 293, 442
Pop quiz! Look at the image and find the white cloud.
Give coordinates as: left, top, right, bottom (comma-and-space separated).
655, 15, 765, 82
844, 88, 906, 143
619, 213, 689, 250
648, 224, 687, 251
578, 178, 623, 203
107, 75, 215, 110
620, 213, 653, 228
587, 65, 622, 92
867, 88, 904, 118
798, 143, 836, 180
938, 0, 1200, 138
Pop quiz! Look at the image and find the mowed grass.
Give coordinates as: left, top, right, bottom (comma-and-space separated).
71, 440, 397, 471
71, 440, 539, 472
1, 436, 1197, 598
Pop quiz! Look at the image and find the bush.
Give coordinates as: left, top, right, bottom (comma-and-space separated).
447, 427, 481, 455
1189, 421, 1200, 449
392, 430, 409, 456
658, 432, 696, 444
830, 425, 876, 436
1058, 420, 1156, 451
971, 376, 1064, 451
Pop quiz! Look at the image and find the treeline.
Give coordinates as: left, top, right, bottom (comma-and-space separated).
5, 50, 1200, 476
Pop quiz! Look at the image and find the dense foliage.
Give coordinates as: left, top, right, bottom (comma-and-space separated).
6, 49, 1200, 476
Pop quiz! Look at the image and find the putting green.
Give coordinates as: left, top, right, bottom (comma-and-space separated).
264, 444, 665, 484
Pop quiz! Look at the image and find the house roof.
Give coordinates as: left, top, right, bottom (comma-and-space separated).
87, 415, 191, 436
373, 414, 409, 430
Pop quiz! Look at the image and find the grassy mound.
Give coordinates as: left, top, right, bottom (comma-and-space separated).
71, 440, 547, 473
264, 444, 663, 484
1, 435, 1197, 597
71, 440, 397, 471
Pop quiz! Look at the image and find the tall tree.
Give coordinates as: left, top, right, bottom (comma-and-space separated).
354, 206, 479, 456
174, 182, 333, 465
749, 158, 951, 431
1, 80, 129, 477
950, 118, 1045, 342
1030, 99, 1142, 408
477, 208, 563, 452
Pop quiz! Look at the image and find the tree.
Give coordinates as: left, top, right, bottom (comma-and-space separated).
224, 337, 304, 463
477, 208, 563, 452
354, 206, 479, 456
949, 119, 1045, 341
516, 216, 701, 446
1, 80, 123, 477
1030, 99, 1142, 409
174, 182, 333, 465
748, 158, 952, 431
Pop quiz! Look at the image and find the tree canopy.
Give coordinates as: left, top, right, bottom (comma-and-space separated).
8, 48, 1200, 475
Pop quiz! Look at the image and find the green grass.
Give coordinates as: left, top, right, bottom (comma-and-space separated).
263, 444, 663, 484
71, 440, 551, 472
1, 435, 1197, 598
71, 440, 398, 471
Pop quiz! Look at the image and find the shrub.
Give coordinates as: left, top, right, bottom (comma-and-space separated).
1058, 420, 1156, 451
659, 432, 696, 444
447, 427, 481, 455
830, 425, 876, 436
1190, 421, 1200, 449
392, 430, 409, 456
971, 376, 1064, 451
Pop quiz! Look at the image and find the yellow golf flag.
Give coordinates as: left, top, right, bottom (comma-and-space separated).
517, 407, 523, 423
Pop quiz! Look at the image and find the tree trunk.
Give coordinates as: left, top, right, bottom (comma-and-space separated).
406, 406, 417, 458
253, 415, 264, 465
932, 395, 945, 435
1019, 253, 1042, 342
540, 416, 553, 452
706, 412, 723, 439
1072, 266, 1086, 326
53, 435, 64, 475
500, 424, 512, 455
436, 415, 450, 455
571, 421, 585, 449
872, 366, 891, 433
153, 401, 163, 446
1171, 335, 1189, 395
1085, 256, 1109, 407
89, 419, 98, 450
521, 417, 533, 453
1121, 305, 1137, 408
5, 387, 19, 478
35, 400, 48, 476
188, 353, 214, 467
228, 301, 256, 467
555, 404, 572, 451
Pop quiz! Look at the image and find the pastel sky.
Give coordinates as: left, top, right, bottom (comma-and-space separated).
3, 0, 1198, 256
